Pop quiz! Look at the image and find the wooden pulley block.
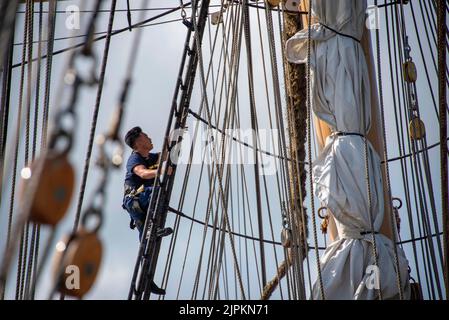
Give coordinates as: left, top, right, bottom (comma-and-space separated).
281, 228, 292, 248
267, 0, 281, 7
403, 61, 417, 83
283, 0, 301, 12
23, 152, 75, 226
53, 229, 102, 298
409, 117, 426, 140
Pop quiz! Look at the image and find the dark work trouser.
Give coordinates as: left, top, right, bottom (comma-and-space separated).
122, 186, 157, 240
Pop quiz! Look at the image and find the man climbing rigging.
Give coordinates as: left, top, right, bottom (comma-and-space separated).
122, 126, 173, 295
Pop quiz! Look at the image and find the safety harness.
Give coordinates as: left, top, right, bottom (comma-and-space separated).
123, 161, 159, 229
123, 184, 145, 229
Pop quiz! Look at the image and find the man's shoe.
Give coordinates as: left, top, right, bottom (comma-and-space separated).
155, 227, 173, 238
150, 281, 166, 295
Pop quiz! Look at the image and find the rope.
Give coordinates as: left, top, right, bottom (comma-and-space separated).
385, 1, 426, 295
257, 1, 308, 300
31, 0, 43, 167
164, 0, 234, 299
0, 1, 21, 300
395, 1, 444, 297
1, 79, 49, 302
175, 161, 208, 299
188, 0, 246, 299
306, 0, 325, 300
254, 0, 287, 299
24, 223, 38, 300
399, 2, 446, 279
18, 0, 102, 300
409, 1, 439, 119
361, 91, 383, 301
29, 225, 40, 299
277, 9, 301, 299
41, 0, 57, 149
399, 232, 444, 245
124, 2, 228, 292
386, 139, 449, 162
374, 0, 404, 299
278, 3, 309, 299
19, 223, 30, 300
71, 0, 117, 235
24, 2, 44, 300
120, 0, 189, 299
239, 150, 265, 297
127, 0, 204, 299
11, 0, 31, 299
130, 102, 449, 166
18, 0, 35, 300
14, 5, 202, 14
0, 11, 15, 295
13, 17, 191, 47
24, 0, 33, 167
198, 172, 222, 299
162, 8, 215, 300
126, 0, 132, 30
201, 3, 247, 299
26, 1, 57, 300
392, 1, 428, 297
242, 0, 267, 288
418, 0, 449, 90
437, 0, 449, 299
159, 0, 242, 300
190, 50, 227, 300
207, 33, 248, 299
318, 22, 360, 43
52, 2, 116, 299
391, 1, 441, 298
420, 141, 446, 271
11, 4, 193, 69
168, 206, 326, 249
1, 0, 443, 301
188, 109, 297, 162
227, 3, 248, 295
229, 0, 305, 14
15, 229, 25, 300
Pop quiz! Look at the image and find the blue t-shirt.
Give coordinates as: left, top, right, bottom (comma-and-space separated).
124, 151, 160, 188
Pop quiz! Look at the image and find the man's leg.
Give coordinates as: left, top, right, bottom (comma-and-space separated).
130, 209, 145, 240
136, 186, 171, 295
123, 196, 146, 241
138, 186, 173, 239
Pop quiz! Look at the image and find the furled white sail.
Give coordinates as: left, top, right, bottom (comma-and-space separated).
285, 0, 410, 300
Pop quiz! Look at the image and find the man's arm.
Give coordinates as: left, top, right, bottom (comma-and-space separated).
133, 163, 173, 180
133, 164, 158, 180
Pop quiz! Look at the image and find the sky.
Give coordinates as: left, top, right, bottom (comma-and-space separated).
0, 0, 447, 300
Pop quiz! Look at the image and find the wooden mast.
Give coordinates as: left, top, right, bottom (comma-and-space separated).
262, 0, 308, 300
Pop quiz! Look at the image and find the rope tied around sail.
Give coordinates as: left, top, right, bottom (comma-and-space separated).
318, 22, 361, 43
